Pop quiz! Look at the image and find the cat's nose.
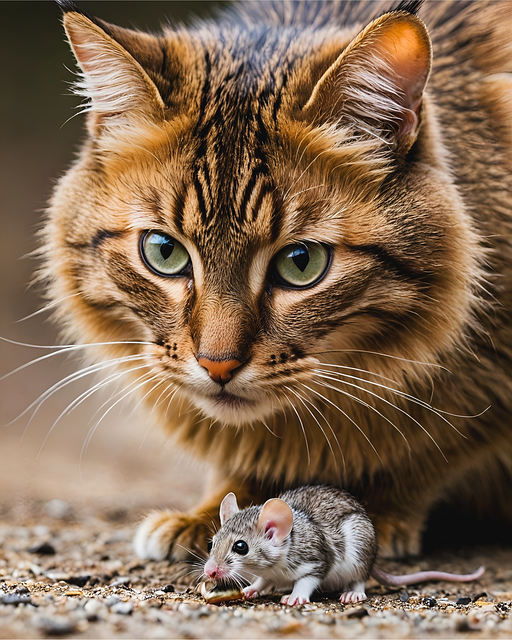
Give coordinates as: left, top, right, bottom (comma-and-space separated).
197, 357, 243, 384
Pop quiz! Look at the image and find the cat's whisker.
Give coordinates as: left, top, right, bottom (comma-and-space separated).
281, 388, 311, 466
315, 361, 400, 386
125, 375, 168, 423
78, 370, 160, 471
314, 367, 487, 424
289, 386, 347, 474
11, 354, 148, 430
312, 375, 444, 460
87, 370, 160, 427
0, 337, 152, 381
13, 294, 82, 323
40, 363, 149, 441
302, 383, 383, 463
284, 385, 338, 469
35, 363, 153, 460
310, 376, 412, 455
309, 347, 451, 373
259, 417, 281, 438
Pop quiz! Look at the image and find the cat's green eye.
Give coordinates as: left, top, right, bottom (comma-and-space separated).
274, 242, 330, 288
140, 230, 190, 276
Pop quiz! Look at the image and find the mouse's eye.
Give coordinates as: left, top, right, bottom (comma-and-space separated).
232, 540, 249, 555
207, 541, 213, 553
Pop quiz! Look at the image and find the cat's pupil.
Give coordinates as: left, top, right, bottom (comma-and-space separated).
160, 240, 174, 261
291, 246, 310, 272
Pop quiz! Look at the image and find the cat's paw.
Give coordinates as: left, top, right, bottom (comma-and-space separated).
134, 510, 211, 562
373, 515, 423, 558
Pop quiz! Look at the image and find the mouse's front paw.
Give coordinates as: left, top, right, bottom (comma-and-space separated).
242, 586, 260, 599
134, 510, 211, 562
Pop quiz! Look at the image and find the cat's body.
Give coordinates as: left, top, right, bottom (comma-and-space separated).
44, 0, 512, 560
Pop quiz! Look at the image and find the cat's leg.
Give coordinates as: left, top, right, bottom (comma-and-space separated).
280, 575, 321, 606
372, 512, 425, 558
339, 581, 367, 604
134, 475, 266, 562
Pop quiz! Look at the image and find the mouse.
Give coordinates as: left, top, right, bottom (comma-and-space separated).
203, 486, 485, 605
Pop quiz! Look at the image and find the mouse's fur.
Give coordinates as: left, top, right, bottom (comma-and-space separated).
206, 486, 484, 604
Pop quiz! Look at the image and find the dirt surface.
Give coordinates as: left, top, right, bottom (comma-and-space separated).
0, 500, 511, 639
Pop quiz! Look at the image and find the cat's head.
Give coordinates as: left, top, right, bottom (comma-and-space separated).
43, 2, 481, 428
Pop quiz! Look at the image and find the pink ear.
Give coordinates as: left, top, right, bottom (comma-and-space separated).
219, 492, 239, 526
257, 499, 293, 545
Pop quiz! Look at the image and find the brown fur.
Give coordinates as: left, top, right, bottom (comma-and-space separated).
43, 1, 512, 560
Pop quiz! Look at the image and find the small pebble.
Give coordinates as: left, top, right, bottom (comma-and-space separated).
422, 597, 437, 608
45, 499, 73, 520
399, 590, 410, 602
1, 594, 35, 607
28, 542, 56, 556
456, 596, 471, 605
84, 599, 107, 619
105, 595, 120, 607
110, 576, 131, 587
339, 606, 368, 619
162, 584, 175, 593
31, 614, 76, 636
67, 575, 90, 587
111, 601, 133, 615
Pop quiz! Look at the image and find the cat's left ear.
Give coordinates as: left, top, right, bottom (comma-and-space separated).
303, 5, 432, 153
59, 2, 166, 136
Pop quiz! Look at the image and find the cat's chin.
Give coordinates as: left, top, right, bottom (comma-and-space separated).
186, 389, 276, 426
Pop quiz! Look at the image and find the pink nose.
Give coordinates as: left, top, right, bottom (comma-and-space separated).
204, 559, 225, 579
197, 357, 242, 384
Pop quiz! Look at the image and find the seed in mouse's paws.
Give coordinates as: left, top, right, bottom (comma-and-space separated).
200, 581, 244, 604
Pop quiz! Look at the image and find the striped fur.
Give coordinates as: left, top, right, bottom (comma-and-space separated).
42, 1, 512, 560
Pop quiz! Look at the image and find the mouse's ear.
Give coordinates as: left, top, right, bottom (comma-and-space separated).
257, 499, 293, 545
220, 493, 239, 525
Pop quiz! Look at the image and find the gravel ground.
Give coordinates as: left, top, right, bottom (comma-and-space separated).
0, 502, 511, 639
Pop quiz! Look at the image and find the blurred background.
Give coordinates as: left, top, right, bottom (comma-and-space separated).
0, 1, 228, 523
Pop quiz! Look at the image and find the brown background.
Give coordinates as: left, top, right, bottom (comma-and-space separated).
0, 1, 229, 521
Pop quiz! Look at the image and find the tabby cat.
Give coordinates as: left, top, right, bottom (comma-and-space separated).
43, 0, 512, 560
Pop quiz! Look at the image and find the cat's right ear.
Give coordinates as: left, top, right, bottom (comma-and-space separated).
220, 493, 239, 525
302, 6, 432, 155
59, 2, 166, 137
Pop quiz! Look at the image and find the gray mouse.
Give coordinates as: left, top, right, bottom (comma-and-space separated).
204, 486, 485, 605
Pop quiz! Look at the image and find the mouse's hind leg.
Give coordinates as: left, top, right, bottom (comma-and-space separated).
339, 581, 367, 604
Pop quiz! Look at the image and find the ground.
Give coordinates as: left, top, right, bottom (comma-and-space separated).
0, 498, 511, 639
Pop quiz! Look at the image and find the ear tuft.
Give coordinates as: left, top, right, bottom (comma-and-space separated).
302, 9, 431, 152
394, 0, 423, 16
63, 11, 165, 134
220, 493, 240, 526
257, 499, 293, 545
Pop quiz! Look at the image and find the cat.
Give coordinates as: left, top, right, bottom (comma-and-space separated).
42, 0, 512, 562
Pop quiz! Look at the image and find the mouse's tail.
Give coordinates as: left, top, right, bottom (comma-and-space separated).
371, 565, 485, 587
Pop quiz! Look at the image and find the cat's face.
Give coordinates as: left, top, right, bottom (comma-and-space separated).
44, 6, 480, 428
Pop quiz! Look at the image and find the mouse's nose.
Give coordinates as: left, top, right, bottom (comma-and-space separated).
197, 357, 242, 384
204, 559, 225, 579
